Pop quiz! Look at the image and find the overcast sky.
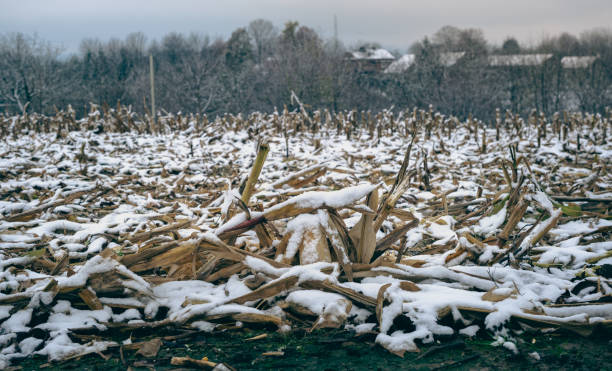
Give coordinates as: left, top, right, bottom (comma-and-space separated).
1, 0, 610, 54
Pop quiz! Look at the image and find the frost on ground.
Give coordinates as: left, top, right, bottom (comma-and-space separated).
0, 106, 610, 366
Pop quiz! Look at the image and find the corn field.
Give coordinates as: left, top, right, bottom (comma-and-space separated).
0, 104, 610, 368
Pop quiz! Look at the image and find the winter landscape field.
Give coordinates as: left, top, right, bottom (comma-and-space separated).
0, 104, 610, 369
1, 0, 612, 368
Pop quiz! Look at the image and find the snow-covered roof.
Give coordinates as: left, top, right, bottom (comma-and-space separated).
349, 48, 395, 60
439, 52, 465, 66
384, 54, 415, 73
488, 54, 553, 67
561, 56, 598, 68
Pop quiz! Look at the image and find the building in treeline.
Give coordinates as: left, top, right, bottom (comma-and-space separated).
345, 47, 395, 73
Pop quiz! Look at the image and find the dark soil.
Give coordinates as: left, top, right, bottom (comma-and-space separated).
16, 327, 612, 370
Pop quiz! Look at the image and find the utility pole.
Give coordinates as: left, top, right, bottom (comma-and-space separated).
334, 14, 339, 53
149, 54, 156, 131
332, 14, 339, 112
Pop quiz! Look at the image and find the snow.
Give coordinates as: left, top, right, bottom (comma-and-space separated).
537, 241, 612, 267
376, 330, 423, 354
57, 255, 122, 289
285, 290, 346, 314
191, 320, 217, 332
440, 52, 466, 66
153, 280, 224, 316
489, 54, 553, 66
346, 322, 376, 334
474, 205, 507, 236
502, 341, 519, 354
208, 304, 265, 316
561, 56, 598, 68
38, 300, 111, 332
18, 337, 43, 355
459, 325, 480, 337
112, 308, 141, 322
1, 309, 32, 333
529, 351, 541, 361
278, 214, 323, 263
533, 191, 555, 214
0, 306, 11, 321
384, 54, 415, 73
35, 331, 115, 361
550, 219, 612, 240
265, 183, 377, 215
349, 48, 394, 60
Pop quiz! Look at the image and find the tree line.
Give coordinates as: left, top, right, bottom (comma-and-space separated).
0, 21, 610, 121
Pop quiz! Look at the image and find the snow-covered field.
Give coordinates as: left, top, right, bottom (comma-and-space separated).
0, 107, 610, 366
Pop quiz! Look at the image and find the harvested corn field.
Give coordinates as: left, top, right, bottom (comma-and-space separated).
0, 106, 611, 368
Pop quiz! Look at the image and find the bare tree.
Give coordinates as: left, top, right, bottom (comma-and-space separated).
1, 25, 609, 119
0, 33, 62, 113
154, 34, 224, 114
247, 19, 277, 65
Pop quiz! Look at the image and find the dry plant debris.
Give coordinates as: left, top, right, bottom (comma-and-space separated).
0, 105, 610, 367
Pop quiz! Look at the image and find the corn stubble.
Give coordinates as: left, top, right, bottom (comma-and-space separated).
0, 104, 610, 365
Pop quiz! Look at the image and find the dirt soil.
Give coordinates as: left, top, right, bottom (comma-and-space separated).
17, 328, 612, 371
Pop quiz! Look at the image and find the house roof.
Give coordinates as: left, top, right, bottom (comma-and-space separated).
384, 54, 415, 73
383, 52, 465, 72
488, 54, 553, 67
348, 48, 395, 60
561, 56, 598, 68
439, 52, 465, 66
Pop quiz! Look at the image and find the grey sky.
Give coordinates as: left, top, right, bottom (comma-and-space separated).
1, 0, 610, 53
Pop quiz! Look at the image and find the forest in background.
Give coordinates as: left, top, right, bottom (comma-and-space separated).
0, 21, 610, 121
